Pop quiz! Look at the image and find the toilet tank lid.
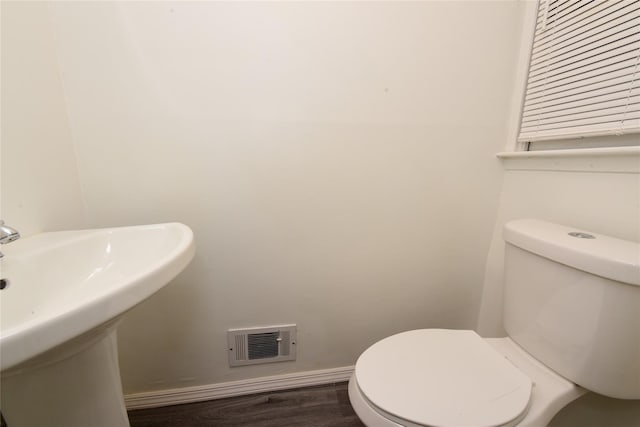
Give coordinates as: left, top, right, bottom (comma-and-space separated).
504, 219, 640, 286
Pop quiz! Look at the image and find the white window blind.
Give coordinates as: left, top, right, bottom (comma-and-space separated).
518, 0, 640, 144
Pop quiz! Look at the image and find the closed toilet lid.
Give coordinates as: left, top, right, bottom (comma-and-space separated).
355, 329, 532, 427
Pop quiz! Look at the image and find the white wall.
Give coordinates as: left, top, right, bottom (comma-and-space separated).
1, 2, 85, 237
48, 1, 524, 393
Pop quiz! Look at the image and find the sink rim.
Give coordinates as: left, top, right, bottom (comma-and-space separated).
0, 222, 195, 372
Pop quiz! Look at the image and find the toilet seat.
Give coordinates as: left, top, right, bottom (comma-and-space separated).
354, 329, 533, 427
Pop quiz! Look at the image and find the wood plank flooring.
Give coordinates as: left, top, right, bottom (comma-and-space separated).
128, 382, 365, 427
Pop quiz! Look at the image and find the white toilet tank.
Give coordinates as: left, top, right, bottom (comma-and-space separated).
503, 219, 640, 400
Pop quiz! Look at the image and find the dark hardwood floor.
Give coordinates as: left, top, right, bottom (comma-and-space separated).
128, 382, 365, 427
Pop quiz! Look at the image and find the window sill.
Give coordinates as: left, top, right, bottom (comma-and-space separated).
496, 147, 640, 173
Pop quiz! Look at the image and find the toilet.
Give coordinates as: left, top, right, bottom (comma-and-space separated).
349, 219, 640, 427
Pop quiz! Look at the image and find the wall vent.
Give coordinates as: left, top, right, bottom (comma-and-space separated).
227, 325, 296, 367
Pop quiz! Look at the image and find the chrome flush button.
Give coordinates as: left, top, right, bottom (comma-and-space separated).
568, 232, 595, 239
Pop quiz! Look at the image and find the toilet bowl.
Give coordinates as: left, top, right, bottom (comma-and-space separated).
349, 219, 640, 426
348, 330, 587, 427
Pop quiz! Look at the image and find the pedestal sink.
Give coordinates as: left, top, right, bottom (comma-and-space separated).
0, 223, 195, 427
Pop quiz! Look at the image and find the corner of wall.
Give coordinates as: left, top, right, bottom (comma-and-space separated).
474, 0, 536, 337
0, 1, 86, 236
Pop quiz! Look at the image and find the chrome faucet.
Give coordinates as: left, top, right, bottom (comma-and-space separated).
0, 220, 20, 258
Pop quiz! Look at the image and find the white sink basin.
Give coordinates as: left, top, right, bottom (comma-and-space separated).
0, 222, 195, 426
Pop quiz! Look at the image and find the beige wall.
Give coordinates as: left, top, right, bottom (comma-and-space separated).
476, 166, 640, 427
477, 169, 640, 337
475, 1, 640, 423
1, 2, 85, 236
47, 1, 524, 393
476, 0, 640, 338
3, 1, 639, 424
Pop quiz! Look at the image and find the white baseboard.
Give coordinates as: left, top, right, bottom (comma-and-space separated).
124, 365, 355, 410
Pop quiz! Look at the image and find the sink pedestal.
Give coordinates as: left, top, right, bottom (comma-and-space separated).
1, 325, 130, 427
